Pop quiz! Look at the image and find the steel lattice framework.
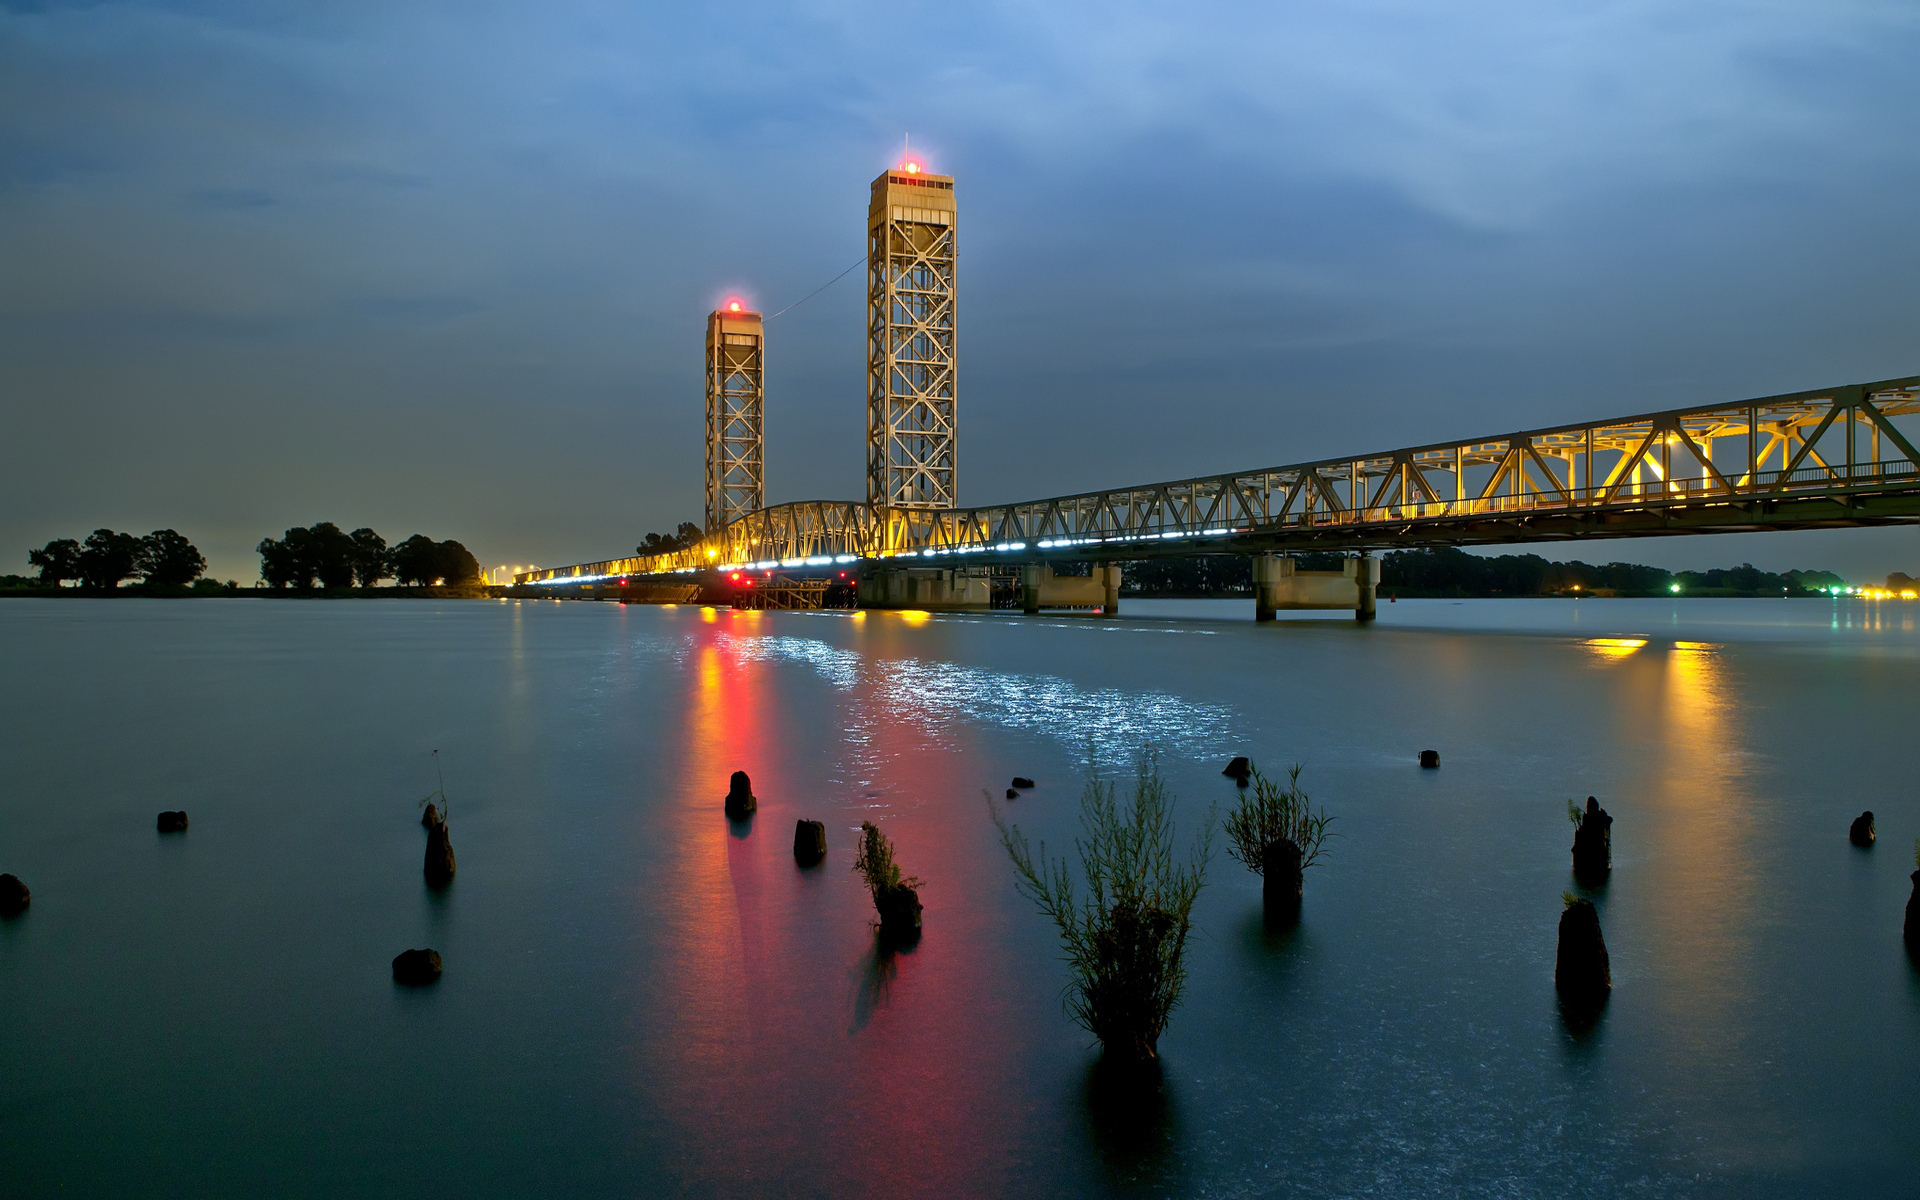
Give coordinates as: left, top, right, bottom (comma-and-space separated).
521, 375, 1920, 584
866, 166, 957, 508
705, 306, 765, 533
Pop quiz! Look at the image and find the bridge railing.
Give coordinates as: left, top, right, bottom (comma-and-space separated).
516, 375, 1920, 584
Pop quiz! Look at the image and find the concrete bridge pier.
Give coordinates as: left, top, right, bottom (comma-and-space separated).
858, 561, 991, 611
1251, 554, 1379, 621
1253, 554, 1292, 621
1018, 563, 1121, 614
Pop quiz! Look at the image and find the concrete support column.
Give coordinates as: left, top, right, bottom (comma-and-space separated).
1098, 563, 1120, 615
1020, 563, 1045, 615
1356, 553, 1380, 622
1252, 555, 1293, 622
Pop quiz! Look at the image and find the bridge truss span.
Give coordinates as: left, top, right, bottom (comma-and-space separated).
518, 375, 1920, 585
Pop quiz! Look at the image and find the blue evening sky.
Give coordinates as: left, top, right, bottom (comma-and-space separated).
4, 0, 1919, 580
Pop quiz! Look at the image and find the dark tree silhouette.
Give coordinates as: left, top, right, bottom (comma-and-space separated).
27, 539, 82, 586
77, 529, 142, 591
390, 536, 479, 586
136, 530, 207, 586
390, 535, 441, 586
637, 521, 705, 555
348, 528, 391, 588
303, 522, 357, 589
436, 539, 480, 584
257, 534, 302, 588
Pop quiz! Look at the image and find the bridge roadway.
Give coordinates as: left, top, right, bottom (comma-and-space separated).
517, 374, 1920, 587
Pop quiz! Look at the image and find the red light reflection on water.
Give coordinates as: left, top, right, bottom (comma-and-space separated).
644, 609, 1035, 1196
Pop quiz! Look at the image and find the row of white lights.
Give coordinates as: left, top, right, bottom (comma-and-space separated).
518, 526, 1258, 585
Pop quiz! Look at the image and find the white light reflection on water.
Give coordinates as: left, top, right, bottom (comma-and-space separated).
708, 632, 1232, 765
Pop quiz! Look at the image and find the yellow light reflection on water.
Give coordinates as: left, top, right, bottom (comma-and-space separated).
701, 607, 718, 622
898, 610, 932, 625
1585, 637, 1649, 659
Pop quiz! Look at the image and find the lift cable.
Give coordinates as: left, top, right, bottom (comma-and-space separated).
764, 254, 864, 320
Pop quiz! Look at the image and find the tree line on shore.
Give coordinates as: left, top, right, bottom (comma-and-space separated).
15, 524, 479, 592
1118, 546, 1850, 597
257, 524, 479, 589
24, 529, 210, 590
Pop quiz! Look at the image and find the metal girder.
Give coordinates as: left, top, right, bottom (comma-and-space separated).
520, 375, 1920, 585
705, 309, 764, 532
867, 168, 957, 509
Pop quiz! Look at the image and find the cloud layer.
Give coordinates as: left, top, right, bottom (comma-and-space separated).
5, 0, 1919, 579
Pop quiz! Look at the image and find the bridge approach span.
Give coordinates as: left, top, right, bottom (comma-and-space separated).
518, 374, 1920, 585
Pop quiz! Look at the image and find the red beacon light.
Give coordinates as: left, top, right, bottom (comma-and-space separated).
905, 161, 920, 174
727, 300, 742, 313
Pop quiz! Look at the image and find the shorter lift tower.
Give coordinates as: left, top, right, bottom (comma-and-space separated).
705, 301, 765, 533
867, 157, 957, 508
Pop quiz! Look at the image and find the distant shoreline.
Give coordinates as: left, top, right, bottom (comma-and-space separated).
0, 582, 496, 600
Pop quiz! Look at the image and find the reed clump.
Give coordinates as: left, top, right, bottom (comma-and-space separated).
996, 754, 1211, 1065
1222, 764, 1333, 920
854, 821, 922, 936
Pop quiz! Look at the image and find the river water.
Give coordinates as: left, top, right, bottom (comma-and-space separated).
2, 596, 1917, 1197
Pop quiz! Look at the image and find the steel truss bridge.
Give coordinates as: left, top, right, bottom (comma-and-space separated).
517, 375, 1920, 585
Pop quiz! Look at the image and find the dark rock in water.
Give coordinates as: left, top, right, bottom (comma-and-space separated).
1419, 749, 1440, 769
1011, 777, 1036, 790
392, 948, 443, 985
1005, 788, 1019, 800
424, 820, 456, 888
875, 882, 923, 936
1555, 897, 1611, 1003
725, 770, 757, 819
0, 873, 28, 917
421, 802, 441, 829
1906, 871, 1920, 956
1262, 838, 1304, 924
156, 810, 189, 833
793, 819, 827, 865
1571, 796, 1613, 883
1850, 811, 1876, 847
1221, 756, 1251, 782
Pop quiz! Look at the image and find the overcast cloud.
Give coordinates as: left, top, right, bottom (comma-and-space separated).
4, 0, 1919, 581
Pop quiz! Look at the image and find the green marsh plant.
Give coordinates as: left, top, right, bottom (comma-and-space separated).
854, 821, 923, 936
1223, 764, 1333, 919
995, 753, 1211, 1064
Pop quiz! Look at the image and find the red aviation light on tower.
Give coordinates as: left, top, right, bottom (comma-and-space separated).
904, 161, 920, 175
728, 299, 742, 312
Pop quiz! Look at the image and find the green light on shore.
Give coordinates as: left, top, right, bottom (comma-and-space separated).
1669, 583, 1682, 593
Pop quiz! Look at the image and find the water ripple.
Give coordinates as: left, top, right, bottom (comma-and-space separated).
714, 632, 1231, 764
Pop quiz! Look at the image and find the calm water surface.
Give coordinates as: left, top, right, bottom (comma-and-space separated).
3, 596, 1918, 1197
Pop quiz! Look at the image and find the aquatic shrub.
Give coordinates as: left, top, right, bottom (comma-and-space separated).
995, 754, 1211, 1064
854, 821, 922, 935
1569, 795, 1613, 883
1222, 764, 1333, 920
418, 750, 451, 827
418, 751, 455, 888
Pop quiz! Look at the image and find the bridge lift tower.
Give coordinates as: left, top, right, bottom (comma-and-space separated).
705, 302, 765, 533
867, 157, 957, 508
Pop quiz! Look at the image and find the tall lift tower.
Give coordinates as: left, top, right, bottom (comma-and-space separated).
705, 301, 765, 532
866, 157, 957, 508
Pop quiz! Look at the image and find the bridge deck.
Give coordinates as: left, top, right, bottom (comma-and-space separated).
520, 375, 1920, 585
